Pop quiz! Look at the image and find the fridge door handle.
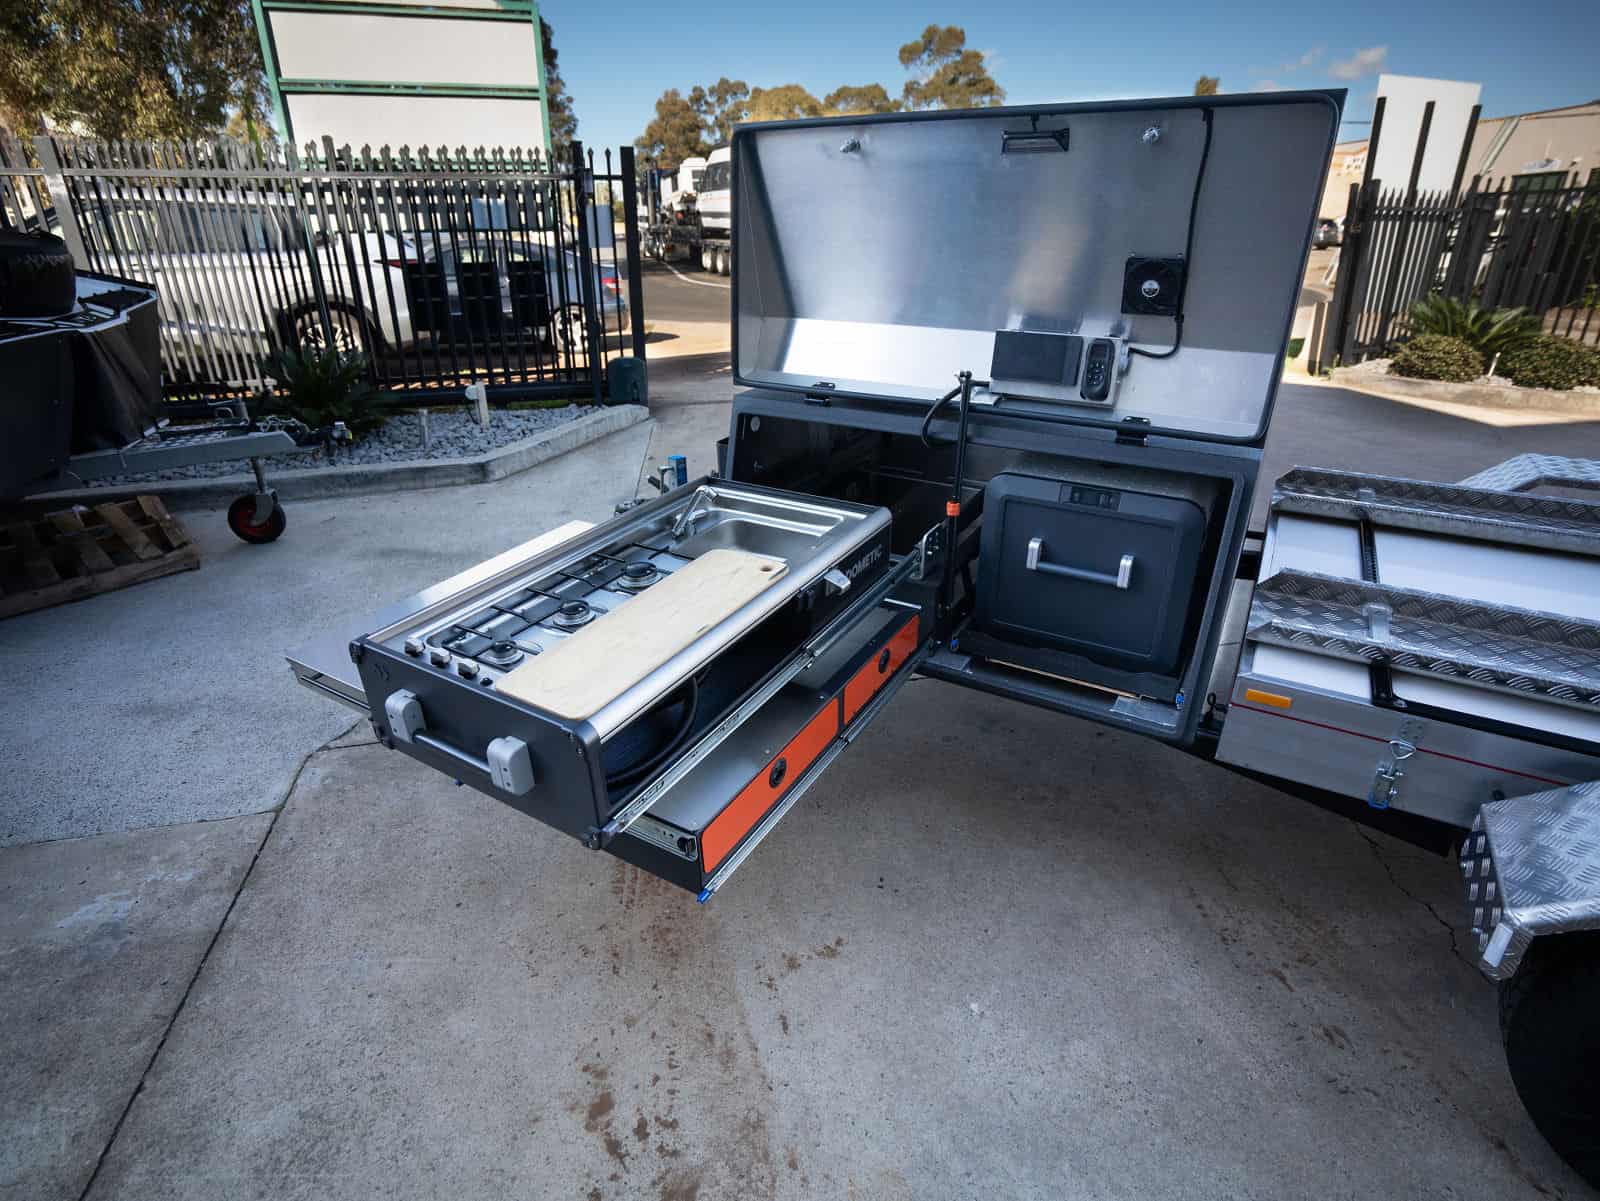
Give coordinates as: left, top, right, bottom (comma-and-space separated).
1024, 537, 1134, 590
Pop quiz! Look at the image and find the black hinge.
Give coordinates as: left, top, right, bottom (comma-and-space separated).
1115, 416, 1151, 446
804, 381, 836, 405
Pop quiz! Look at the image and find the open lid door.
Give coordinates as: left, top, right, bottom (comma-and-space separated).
732, 91, 1343, 446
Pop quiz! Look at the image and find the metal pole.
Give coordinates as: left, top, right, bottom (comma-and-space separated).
30, 136, 89, 265
568, 140, 604, 405
1358, 97, 1386, 195
1324, 181, 1364, 370
1449, 103, 1482, 201
619, 146, 647, 362
1404, 101, 1434, 200
1372, 101, 1434, 350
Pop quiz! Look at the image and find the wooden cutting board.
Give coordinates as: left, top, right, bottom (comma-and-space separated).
493, 547, 789, 720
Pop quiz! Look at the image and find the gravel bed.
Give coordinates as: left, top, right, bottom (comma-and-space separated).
89, 406, 587, 485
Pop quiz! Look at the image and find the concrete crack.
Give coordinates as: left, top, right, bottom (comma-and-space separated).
74, 729, 349, 1200
1354, 823, 1467, 964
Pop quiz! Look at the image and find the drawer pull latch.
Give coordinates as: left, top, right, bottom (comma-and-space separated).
1024, 537, 1134, 590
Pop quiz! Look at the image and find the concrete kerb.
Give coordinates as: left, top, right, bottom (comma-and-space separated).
1328, 367, 1600, 417
30, 404, 652, 513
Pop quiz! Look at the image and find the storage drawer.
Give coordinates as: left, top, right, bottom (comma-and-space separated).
976, 471, 1206, 677
288, 479, 927, 896
613, 603, 923, 898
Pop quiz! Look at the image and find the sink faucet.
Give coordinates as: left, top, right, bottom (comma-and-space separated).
670, 485, 718, 540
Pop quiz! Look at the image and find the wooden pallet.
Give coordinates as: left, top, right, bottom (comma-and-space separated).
0, 496, 200, 619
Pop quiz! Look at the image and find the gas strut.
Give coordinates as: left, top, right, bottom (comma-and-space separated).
938, 370, 976, 627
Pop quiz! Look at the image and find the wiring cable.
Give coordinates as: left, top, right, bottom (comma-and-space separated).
1129, 106, 1214, 361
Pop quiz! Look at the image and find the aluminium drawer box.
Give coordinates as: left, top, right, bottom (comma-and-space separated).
976, 471, 1206, 677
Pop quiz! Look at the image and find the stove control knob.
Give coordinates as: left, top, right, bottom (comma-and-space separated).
428, 646, 451, 668
456, 658, 480, 679
404, 637, 425, 657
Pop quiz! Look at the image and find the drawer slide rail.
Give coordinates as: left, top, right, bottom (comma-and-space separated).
596, 549, 921, 846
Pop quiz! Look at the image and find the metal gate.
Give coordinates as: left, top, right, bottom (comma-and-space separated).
1, 133, 645, 406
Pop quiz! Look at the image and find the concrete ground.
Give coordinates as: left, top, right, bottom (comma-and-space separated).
4, 359, 1600, 1200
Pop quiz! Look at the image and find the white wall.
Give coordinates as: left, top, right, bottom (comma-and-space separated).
1371, 75, 1482, 195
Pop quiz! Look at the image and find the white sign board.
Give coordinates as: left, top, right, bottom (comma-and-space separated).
260, 0, 549, 155
1371, 75, 1482, 196
285, 94, 545, 155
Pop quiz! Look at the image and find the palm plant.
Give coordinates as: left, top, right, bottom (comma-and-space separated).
1404, 295, 1541, 361
262, 346, 383, 437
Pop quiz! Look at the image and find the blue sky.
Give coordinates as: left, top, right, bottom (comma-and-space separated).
544, 0, 1598, 154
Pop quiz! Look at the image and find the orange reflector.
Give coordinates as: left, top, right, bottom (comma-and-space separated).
945, 501, 961, 516
1243, 688, 1293, 710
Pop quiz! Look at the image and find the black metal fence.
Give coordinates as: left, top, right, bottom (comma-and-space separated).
0, 132, 645, 406
1327, 171, 1600, 365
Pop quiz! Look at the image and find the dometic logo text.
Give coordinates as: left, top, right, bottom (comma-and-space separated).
844, 544, 884, 580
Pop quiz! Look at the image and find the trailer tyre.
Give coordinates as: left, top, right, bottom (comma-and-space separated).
1499, 930, 1600, 1189
0, 228, 76, 317
227, 494, 287, 544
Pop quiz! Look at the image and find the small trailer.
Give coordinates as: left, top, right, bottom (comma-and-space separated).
290, 93, 1600, 1186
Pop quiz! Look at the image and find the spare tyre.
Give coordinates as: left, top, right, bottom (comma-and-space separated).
0, 228, 76, 317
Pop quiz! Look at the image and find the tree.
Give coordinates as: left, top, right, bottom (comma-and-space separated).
898, 25, 1004, 110
823, 84, 900, 116
1194, 75, 1220, 96
541, 18, 577, 154
0, 0, 267, 138
634, 88, 708, 164
745, 84, 823, 123
691, 77, 749, 145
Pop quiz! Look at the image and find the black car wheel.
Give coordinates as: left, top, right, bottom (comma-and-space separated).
1499, 930, 1600, 1189
290, 306, 369, 355
551, 304, 588, 357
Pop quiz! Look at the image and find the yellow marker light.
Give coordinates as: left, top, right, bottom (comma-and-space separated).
1243, 688, 1293, 710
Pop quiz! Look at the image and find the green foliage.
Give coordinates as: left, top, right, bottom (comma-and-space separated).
1389, 334, 1485, 383
1496, 335, 1600, 391
1405, 295, 1541, 360
635, 89, 709, 164
0, 0, 266, 139
1194, 76, 1220, 96
745, 84, 823, 123
636, 25, 1006, 163
263, 347, 383, 436
898, 25, 1005, 110
823, 84, 901, 116
541, 18, 577, 153
692, 78, 750, 145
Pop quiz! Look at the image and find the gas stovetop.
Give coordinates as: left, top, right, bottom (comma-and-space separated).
411, 539, 696, 677
370, 482, 895, 735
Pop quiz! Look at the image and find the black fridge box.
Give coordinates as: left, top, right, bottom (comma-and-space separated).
975, 468, 1212, 691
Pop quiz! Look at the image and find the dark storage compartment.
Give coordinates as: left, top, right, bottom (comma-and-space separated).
976, 471, 1207, 678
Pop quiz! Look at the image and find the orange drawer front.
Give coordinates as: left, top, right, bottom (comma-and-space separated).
700, 702, 840, 872
842, 615, 920, 726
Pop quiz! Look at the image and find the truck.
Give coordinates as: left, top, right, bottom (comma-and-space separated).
291, 92, 1600, 1188
642, 146, 733, 275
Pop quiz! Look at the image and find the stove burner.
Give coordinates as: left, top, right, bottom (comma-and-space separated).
479, 639, 527, 668
551, 599, 596, 629
617, 561, 661, 590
